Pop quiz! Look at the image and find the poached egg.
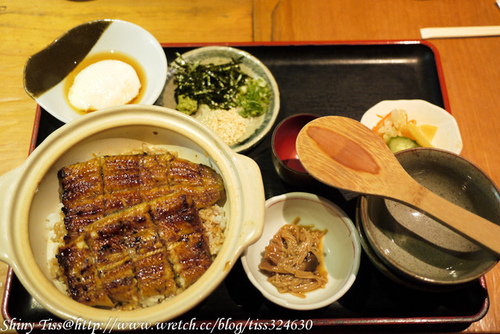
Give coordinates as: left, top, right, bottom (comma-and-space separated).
68, 59, 141, 111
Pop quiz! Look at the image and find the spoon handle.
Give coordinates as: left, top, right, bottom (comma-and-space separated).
395, 179, 500, 256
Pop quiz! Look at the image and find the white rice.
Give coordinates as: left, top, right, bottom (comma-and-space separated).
45, 203, 67, 292
199, 204, 227, 255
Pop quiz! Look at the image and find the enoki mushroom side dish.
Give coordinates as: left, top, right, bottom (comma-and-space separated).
259, 218, 327, 298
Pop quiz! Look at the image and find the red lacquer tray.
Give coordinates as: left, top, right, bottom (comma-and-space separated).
2, 41, 489, 333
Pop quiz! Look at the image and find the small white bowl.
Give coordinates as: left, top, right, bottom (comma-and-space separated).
159, 46, 280, 152
24, 19, 167, 123
241, 192, 361, 310
360, 100, 463, 154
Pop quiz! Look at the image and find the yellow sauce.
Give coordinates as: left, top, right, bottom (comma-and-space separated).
64, 51, 147, 114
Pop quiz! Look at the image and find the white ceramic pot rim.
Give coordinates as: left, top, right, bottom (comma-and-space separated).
0, 105, 265, 326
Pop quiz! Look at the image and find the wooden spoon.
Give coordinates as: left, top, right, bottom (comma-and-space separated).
296, 115, 500, 257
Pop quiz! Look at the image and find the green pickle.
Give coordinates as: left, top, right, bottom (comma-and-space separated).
387, 136, 419, 153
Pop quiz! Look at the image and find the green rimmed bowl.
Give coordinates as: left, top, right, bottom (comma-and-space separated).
158, 46, 280, 153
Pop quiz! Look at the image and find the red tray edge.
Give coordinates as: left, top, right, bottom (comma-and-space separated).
3, 40, 480, 330
1, 266, 490, 329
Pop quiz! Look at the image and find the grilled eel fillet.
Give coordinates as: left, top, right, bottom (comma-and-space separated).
57, 193, 213, 308
57, 152, 225, 243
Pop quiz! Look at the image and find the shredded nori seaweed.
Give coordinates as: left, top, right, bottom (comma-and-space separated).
173, 54, 249, 111
173, 53, 271, 118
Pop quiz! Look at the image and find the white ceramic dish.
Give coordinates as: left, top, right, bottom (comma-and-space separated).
360, 99, 463, 154
158, 46, 280, 153
24, 19, 167, 123
241, 192, 361, 310
0, 105, 264, 327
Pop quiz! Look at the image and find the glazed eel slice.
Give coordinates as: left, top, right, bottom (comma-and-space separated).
149, 194, 213, 289
58, 152, 225, 243
57, 193, 212, 308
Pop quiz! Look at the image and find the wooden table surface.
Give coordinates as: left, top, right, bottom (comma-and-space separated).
0, 0, 499, 332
